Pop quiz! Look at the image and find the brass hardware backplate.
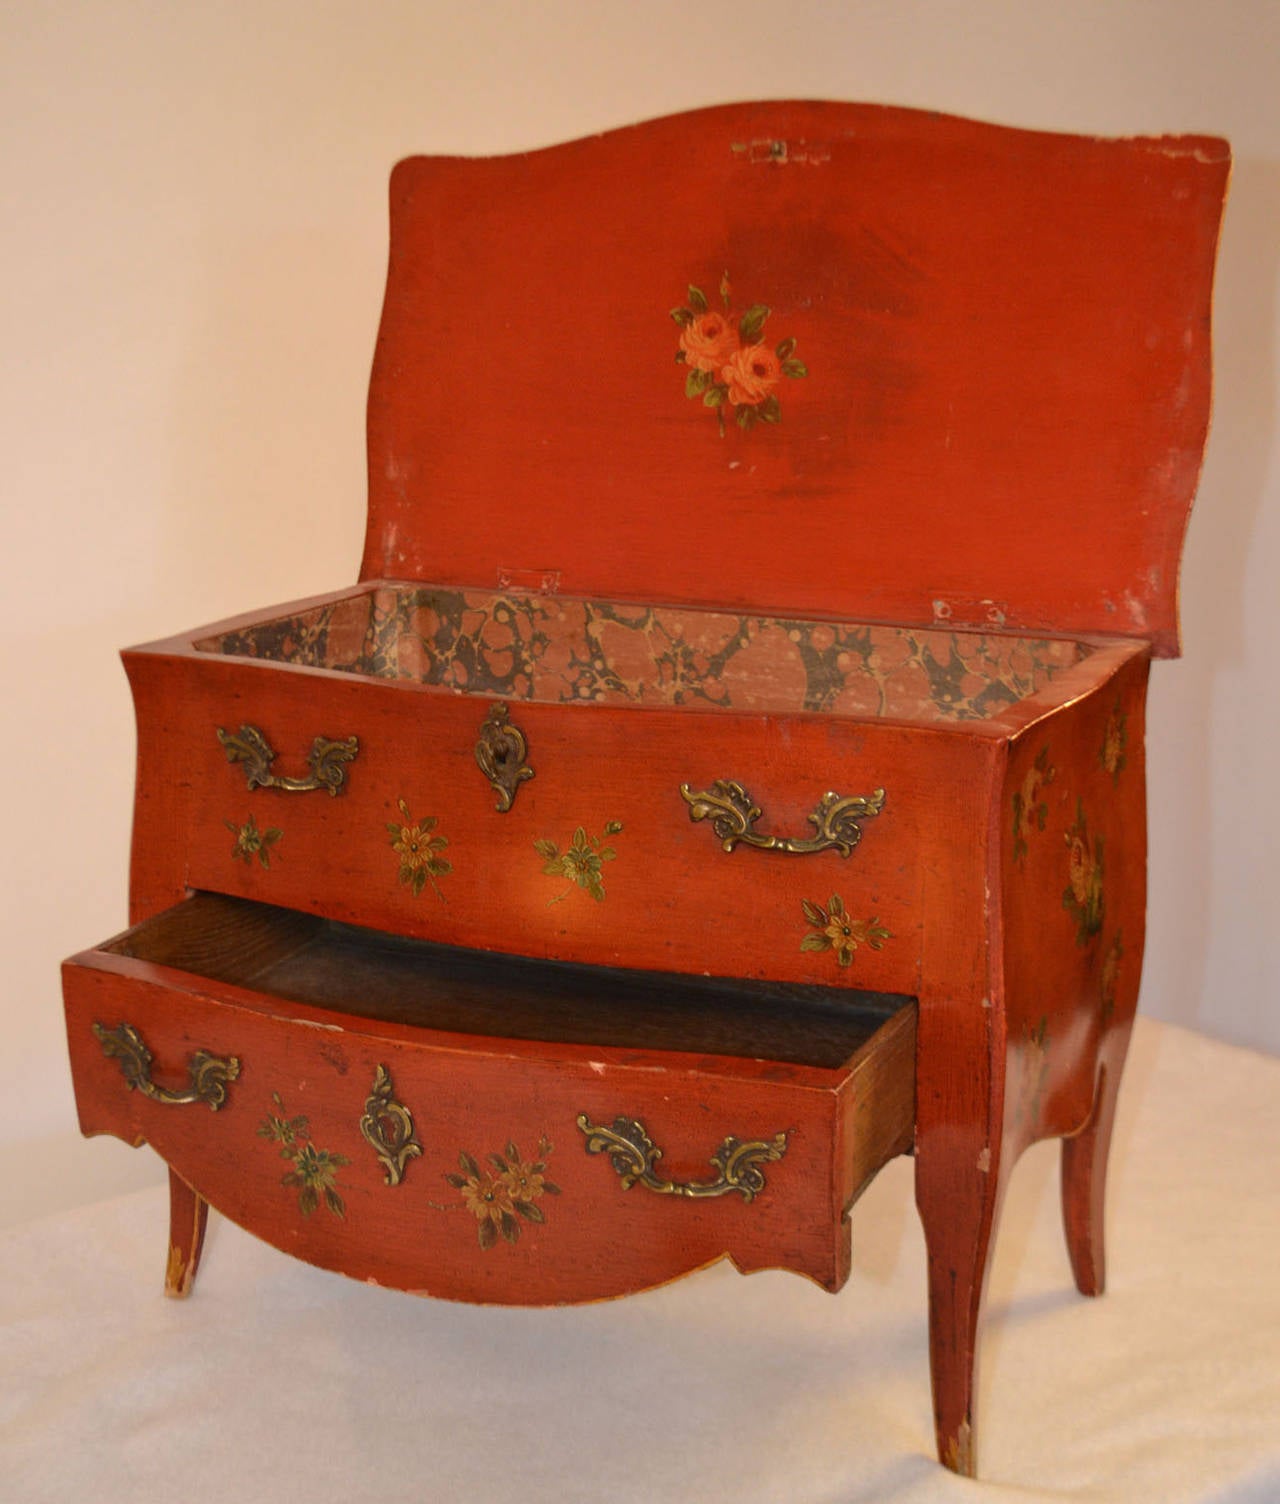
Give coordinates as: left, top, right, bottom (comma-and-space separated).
217, 724, 358, 796
680, 779, 885, 857
576, 1113, 788, 1203
92, 1022, 240, 1111
358, 1065, 423, 1186
475, 702, 534, 811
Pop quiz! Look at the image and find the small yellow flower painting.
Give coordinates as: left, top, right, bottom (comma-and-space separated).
388, 797, 451, 899
534, 821, 623, 904
225, 813, 282, 869
800, 895, 891, 968
444, 1137, 561, 1251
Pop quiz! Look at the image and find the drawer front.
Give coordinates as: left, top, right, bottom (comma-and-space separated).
132, 654, 982, 993
65, 948, 915, 1302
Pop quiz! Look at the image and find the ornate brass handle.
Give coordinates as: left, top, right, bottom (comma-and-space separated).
359, 1065, 423, 1187
679, 779, 884, 857
216, 724, 358, 796
92, 1022, 240, 1111
576, 1113, 788, 1203
474, 702, 534, 811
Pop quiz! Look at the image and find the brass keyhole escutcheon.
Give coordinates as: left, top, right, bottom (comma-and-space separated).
475, 702, 534, 812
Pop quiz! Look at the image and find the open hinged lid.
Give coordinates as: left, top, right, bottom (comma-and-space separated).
362, 102, 1228, 655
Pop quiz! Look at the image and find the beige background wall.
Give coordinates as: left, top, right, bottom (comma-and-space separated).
4, 0, 1276, 1228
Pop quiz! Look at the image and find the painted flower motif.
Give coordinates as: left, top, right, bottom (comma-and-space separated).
258, 1091, 349, 1219
1011, 745, 1055, 864
1099, 704, 1128, 783
387, 797, 451, 899
284, 1143, 349, 1219
534, 821, 623, 904
722, 343, 782, 406
445, 1138, 560, 1250
679, 310, 740, 372
225, 813, 282, 869
459, 1170, 514, 1224
1062, 800, 1105, 945
671, 273, 807, 435
800, 894, 891, 968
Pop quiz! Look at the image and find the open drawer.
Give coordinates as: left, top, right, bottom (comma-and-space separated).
64, 893, 916, 1302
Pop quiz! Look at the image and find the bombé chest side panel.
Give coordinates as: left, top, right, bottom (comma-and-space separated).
997, 647, 1150, 1155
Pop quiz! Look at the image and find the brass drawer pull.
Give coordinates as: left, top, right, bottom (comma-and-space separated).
216, 724, 358, 796
475, 702, 534, 811
92, 1022, 240, 1111
679, 779, 884, 857
577, 1113, 788, 1203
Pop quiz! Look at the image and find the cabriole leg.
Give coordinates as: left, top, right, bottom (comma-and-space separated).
164, 1168, 209, 1298
1061, 1023, 1134, 1296
916, 1133, 1008, 1477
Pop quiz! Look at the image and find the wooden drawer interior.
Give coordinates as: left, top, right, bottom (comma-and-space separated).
105, 892, 915, 1073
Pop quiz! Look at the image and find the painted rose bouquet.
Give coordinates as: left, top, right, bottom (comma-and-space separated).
671, 272, 807, 434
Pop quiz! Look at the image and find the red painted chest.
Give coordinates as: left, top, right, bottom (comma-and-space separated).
61, 102, 1228, 1477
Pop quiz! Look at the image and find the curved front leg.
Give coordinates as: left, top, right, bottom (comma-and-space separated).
164, 1169, 209, 1298
914, 987, 1007, 1478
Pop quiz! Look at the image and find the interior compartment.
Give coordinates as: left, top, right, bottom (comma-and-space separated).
108, 892, 915, 1071
196, 582, 1090, 724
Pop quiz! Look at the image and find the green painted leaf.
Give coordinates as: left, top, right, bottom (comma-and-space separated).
800, 898, 826, 925
782, 359, 808, 378
685, 367, 709, 398
758, 395, 782, 424
478, 1218, 497, 1250
688, 284, 709, 313
703, 385, 726, 408
736, 405, 755, 431
299, 1185, 318, 1217
604, 820, 623, 835
800, 934, 829, 953
542, 1181, 562, 1195
675, 350, 686, 363
739, 304, 770, 342
444, 1173, 466, 1189
459, 1151, 480, 1178
489, 1153, 508, 1172
837, 949, 853, 967
324, 1188, 345, 1219
434, 857, 453, 877
828, 893, 845, 916
670, 307, 694, 327
386, 822, 402, 837
499, 1212, 520, 1244
411, 868, 427, 897
775, 336, 796, 360
598, 846, 617, 863
506, 1141, 520, 1163
533, 838, 558, 858
515, 1200, 545, 1223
